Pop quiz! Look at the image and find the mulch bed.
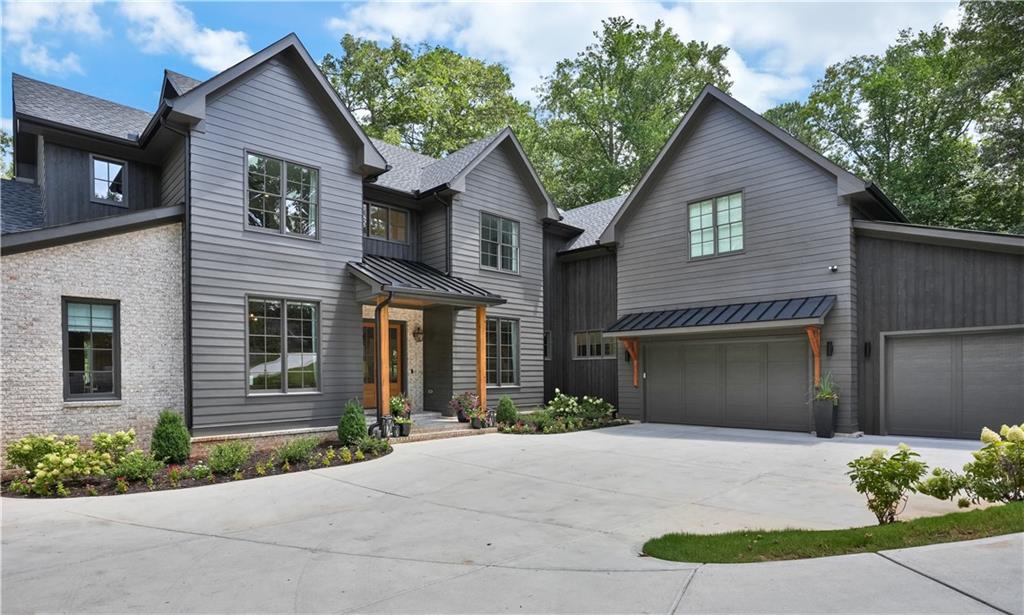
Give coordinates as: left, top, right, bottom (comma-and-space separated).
499, 418, 632, 434
2, 441, 391, 499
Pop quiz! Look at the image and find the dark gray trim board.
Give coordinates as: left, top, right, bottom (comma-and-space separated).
853, 219, 1024, 254
1, 205, 184, 255
62, 296, 121, 402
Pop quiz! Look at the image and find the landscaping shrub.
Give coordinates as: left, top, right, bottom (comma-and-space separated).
847, 444, 927, 524
275, 436, 320, 464
151, 410, 191, 463
31, 447, 111, 496
496, 396, 518, 425
207, 441, 254, 475
189, 462, 212, 481
5, 435, 80, 477
112, 450, 164, 482
338, 400, 367, 446
357, 436, 390, 457
91, 429, 136, 463
918, 424, 1024, 505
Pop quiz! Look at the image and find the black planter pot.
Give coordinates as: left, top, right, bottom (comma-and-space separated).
457, 409, 469, 423
398, 423, 411, 437
814, 400, 837, 438
470, 418, 483, 429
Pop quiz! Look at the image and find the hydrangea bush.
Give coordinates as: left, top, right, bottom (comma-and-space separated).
918, 423, 1024, 505
847, 443, 927, 524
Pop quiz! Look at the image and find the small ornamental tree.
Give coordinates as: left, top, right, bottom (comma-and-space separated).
496, 396, 518, 425
847, 444, 927, 524
151, 410, 191, 463
338, 400, 368, 446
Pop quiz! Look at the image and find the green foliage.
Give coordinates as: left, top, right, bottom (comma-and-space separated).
500, 390, 622, 434
112, 450, 164, 482
207, 441, 254, 475
151, 410, 191, 463
91, 429, 136, 463
536, 17, 731, 208
6, 434, 80, 477
449, 392, 480, 417
338, 400, 367, 446
30, 448, 111, 496
496, 396, 519, 425
814, 372, 839, 404
275, 436, 321, 465
354, 449, 365, 462
339, 447, 353, 464
389, 394, 412, 418
0, 129, 12, 179
847, 444, 927, 524
189, 462, 212, 481
357, 436, 390, 457
919, 424, 1024, 505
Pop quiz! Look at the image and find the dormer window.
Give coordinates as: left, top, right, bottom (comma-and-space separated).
92, 156, 125, 205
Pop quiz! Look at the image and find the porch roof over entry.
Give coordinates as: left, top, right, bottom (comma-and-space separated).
605, 295, 836, 338
348, 255, 505, 308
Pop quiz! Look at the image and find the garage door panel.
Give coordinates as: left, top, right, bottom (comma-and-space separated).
645, 343, 682, 424
887, 337, 956, 437
961, 333, 1024, 437
724, 344, 766, 427
767, 340, 811, 430
682, 345, 720, 425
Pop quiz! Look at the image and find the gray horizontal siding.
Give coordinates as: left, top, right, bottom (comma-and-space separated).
450, 140, 545, 410
856, 235, 1024, 434
188, 55, 364, 434
615, 100, 858, 429
421, 202, 448, 272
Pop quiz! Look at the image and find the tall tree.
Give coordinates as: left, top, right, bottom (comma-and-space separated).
321, 35, 535, 158
536, 17, 731, 208
1, 129, 13, 179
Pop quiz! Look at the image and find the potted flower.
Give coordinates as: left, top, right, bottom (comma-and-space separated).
467, 406, 487, 429
813, 372, 839, 438
393, 414, 412, 437
449, 392, 479, 423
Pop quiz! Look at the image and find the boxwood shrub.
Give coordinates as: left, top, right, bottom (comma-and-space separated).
151, 410, 191, 463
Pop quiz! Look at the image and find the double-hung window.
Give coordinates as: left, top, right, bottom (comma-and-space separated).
91, 156, 125, 205
689, 192, 743, 258
485, 317, 519, 386
63, 299, 119, 399
480, 213, 519, 273
247, 297, 319, 394
246, 153, 319, 238
573, 330, 615, 360
364, 203, 409, 243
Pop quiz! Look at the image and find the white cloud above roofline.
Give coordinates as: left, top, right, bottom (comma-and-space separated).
1, 1, 105, 75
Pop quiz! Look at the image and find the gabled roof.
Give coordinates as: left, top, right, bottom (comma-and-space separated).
418, 131, 505, 192
1, 179, 44, 234
12, 73, 153, 141
167, 33, 386, 174
370, 138, 438, 193
163, 70, 203, 98
560, 194, 627, 252
599, 85, 906, 243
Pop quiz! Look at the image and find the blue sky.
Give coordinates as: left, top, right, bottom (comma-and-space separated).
1, 1, 959, 135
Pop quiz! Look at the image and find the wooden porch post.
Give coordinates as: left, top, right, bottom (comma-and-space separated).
805, 325, 822, 386
476, 305, 487, 411
378, 298, 391, 415
622, 338, 640, 388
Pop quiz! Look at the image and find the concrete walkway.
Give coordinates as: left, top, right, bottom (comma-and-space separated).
2, 424, 1021, 614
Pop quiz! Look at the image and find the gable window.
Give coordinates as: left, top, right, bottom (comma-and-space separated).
486, 317, 519, 386
63, 299, 119, 400
246, 153, 319, 238
480, 213, 519, 273
689, 192, 743, 258
364, 203, 409, 243
247, 297, 319, 394
92, 156, 125, 205
573, 330, 615, 360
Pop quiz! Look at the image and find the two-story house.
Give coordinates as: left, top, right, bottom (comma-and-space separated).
1, 34, 556, 446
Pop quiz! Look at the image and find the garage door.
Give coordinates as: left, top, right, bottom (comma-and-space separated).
645, 337, 810, 431
885, 330, 1024, 438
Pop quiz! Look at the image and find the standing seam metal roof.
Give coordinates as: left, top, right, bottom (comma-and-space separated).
348, 255, 504, 304
607, 295, 836, 333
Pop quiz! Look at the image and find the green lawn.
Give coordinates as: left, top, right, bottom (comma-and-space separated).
643, 502, 1024, 563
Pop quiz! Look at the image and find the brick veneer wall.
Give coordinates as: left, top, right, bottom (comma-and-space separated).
1, 223, 185, 455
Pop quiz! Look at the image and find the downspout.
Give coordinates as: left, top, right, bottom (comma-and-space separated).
373, 291, 394, 436
161, 118, 193, 430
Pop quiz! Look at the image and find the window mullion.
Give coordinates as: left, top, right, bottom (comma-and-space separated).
280, 299, 288, 393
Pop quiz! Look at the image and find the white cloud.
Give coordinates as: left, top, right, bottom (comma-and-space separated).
330, 0, 957, 111
1, 1, 104, 75
118, 1, 252, 73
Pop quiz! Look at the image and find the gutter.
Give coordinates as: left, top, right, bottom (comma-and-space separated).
865, 182, 908, 223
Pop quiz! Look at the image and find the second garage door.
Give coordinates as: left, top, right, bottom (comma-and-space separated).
645, 336, 811, 431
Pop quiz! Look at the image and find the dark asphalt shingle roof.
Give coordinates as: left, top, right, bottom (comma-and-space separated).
13, 74, 154, 141
607, 295, 837, 334
349, 255, 504, 305
165, 70, 203, 96
560, 194, 628, 251
418, 131, 504, 192
370, 130, 506, 195
1, 179, 44, 234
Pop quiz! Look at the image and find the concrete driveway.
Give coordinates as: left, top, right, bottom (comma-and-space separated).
3, 424, 1021, 614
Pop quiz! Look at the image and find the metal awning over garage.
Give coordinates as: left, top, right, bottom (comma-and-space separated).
605, 295, 836, 338
348, 255, 505, 308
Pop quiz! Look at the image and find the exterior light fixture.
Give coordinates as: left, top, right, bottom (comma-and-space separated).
412, 325, 424, 342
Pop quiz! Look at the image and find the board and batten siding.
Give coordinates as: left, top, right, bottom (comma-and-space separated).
188, 56, 365, 434
449, 141, 546, 409
159, 136, 186, 208
855, 235, 1024, 434
614, 100, 859, 430
420, 201, 449, 272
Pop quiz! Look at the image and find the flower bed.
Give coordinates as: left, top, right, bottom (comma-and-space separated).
3, 427, 391, 498
498, 390, 630, 434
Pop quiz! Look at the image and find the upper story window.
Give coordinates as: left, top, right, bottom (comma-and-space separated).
247, 297, 319, 394
92, 156, 125, 205
573, 330, 615, 360
689, 192, 743, 258
246, 153, 319, 238
480, 213, 519, 273
63, 298, 119, 400
364, 203, 409, 243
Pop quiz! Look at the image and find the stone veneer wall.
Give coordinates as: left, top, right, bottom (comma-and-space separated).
1, 224, 184, 454
361, 305, 424, 412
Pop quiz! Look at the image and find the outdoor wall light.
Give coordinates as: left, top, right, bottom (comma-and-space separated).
828, 265, 839, 273
826, 341, 834, 356
412, 325, 424, 342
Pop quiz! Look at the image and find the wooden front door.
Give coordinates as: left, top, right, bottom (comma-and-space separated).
363, 321, 404, 409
